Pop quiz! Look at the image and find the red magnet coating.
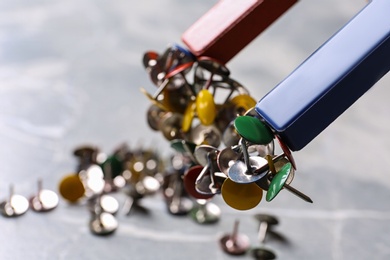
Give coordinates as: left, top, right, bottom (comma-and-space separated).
181, 0, 297, 64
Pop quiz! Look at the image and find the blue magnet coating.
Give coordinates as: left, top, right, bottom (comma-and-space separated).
255, 0, 390, 151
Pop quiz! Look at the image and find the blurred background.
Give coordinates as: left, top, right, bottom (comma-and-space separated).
0, 0, 389, 259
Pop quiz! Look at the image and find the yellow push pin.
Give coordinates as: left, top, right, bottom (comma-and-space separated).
221, 178, 263, 211
196, 89, 216, 125
58, 174, 86, 203
182, 100, 196, 132
229, 94, 257, 114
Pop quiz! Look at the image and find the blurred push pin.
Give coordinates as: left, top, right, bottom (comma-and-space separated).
89, 211, 118, 236
29, 179, 59, 212
190, 198, 221, 224
89, 194, 118, 236
58, 174, 86, 203
0, 184, 29, 217
219, 219, 250, 255
251, 214, 278, 260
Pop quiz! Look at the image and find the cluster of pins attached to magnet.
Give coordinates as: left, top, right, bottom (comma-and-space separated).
141, 44, 313, 212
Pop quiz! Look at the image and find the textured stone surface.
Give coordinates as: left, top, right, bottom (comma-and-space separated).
0, 0, 389, 259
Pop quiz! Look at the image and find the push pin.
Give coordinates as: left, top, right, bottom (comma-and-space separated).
265, 158, 313, 203
29, 179, 59, 212
183, 165, 215, 200
195, 89, 217, 126
190, 123, 221, 148
159, 112, 184, 141
89, 211, 118, 236
73, 145, 99, 172
58, 174, 86, 203
189, 198, 221, 224
0, 184, 29, 217
170, 139, 197, 163
234, 115, 274, 146
88, 192, 118, 236
219, 219, 250, 255
251, 214, 278, 260
147, 104, 167, 131
221, 178, 263, 211
164, 171, 193, 216
88, 194, 119, 216
227, 139, 269, 184
217, 145, 242, 176
193, 145, 226, 195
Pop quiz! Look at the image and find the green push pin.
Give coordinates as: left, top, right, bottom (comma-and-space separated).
170, 139, 197, 163
170, 139, 197, 154
234, 116, 273, 145
266, 162, 313, 203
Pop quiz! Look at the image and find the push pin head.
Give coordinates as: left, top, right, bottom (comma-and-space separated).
183, 165, 214, 200
189, 199, 221, 224
29, 179, 59, 212
0, 184, 29, 217
221, 178, 263, 210
58, 174, 86, 203
89, 212, 118, 236
234, 116, 274, 145
196, 89, 216, 126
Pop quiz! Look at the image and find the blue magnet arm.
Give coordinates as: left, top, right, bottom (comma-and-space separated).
255, 0, 390, 151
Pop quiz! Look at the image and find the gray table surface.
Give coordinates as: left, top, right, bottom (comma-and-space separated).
1, 0, 389, 259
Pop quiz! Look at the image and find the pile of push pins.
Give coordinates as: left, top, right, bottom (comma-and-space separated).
141, 44, 313, 213
220, 214, 283, 259
57, 143, 165, 235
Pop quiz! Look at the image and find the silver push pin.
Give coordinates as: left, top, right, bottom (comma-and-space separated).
219, 219, 250, 255
189, 198, 221, 224
251, 214, 278, 260
166, 173, 193, 216
29, 179, 59, 212
89, 196, 118, 236
89, 212, 118, 236
1, 184, 29, 217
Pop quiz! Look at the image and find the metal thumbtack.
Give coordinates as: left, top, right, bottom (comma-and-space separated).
0, 184, 29, 217
251, 214, 278, 260
265, 156, 313, 203
89, 196, 118, 236
73, 145, 98, 172
228, 139, 269, 184
217, 145, 242, 176
165, 171, 193, 216
189, 198, 221, 224
219, 219, 250, 255
29, 179, 59, 212
89, 211, 118, 236
88, 194, 119, 216
194, 145, 225, 195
